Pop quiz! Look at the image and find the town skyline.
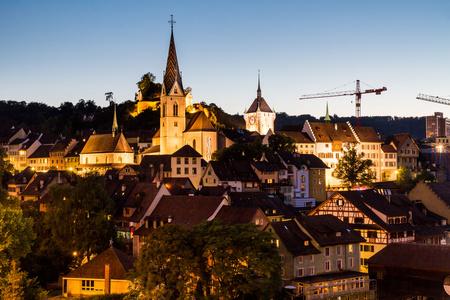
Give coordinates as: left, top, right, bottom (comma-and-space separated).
1, 1, 450, 119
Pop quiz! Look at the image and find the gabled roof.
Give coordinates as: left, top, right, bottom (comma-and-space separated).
230, 192, 296, 219
28, 144, 52, 159
162, 30, 184, 95
209, 161, 241, 181
278, 152, 328, 170
381, 144, 396, 153
50, 138, 73, 152
276, 131, 314, 143
172, 145, 202, 157
270, 220, 320, 257
353, 126, 381, 143
65, 140, 85, 157
140, 144, 161, 155
384, 133, 417, 150
9, 166, 35, 184
231, 161, 260, 182
262, 153, 287, 170
329, 190, 414, 233
297, 215, 365, 247
307, 122, 358, 143
367, 243, 450, 272
197, 185, 228, 197
115, 182, 162, 223
148, 195, 225, 228
184, 111, 216, 133
81, 133, 133, 154
251, 161, 279, 172
418, 182, 450, 207
64, 247, 134, 280
214, 206, 261, 226
247, 96, 273, 113
21, 171, 62, 196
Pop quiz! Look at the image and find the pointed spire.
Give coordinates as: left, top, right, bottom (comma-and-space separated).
112, 102, 118, 137
163, 15, 184, 96
257, 70, 261, 99
324, 102, 331, 123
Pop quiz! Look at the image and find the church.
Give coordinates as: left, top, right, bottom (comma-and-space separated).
140, 22, 218, 161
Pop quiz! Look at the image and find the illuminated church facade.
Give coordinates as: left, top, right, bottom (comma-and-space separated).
141, 24, 218, 161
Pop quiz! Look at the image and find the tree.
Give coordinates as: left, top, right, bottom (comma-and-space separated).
268, 132, 296, 153
0, 147, 15, 188
395, 166, 415, 193
414, 169, 436, 184
0, 200, 35, 276
334, 142, 376, 189
137, 72, 162, 101
212, 137, 270, 162
45, 173, 115, 266
132, 220, 281, 299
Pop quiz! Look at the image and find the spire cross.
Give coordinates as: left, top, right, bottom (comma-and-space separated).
168, 15, 176, 31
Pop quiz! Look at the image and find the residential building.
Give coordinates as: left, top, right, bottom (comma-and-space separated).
8, 133, 42, 172
7, 167, 35, 199
49, 138, 77, 170
64, 140, 86, 172
27, 144, 52, 172
265, 215, 375, 299
380, 144, 397, 181
309, 190, 416, 272
384, 133, 420, 172
251, 161, 279, 195
62, 247, 134, 297
408, 181, 450, 224
426, 112, 447, 138
201, 161, 260, 192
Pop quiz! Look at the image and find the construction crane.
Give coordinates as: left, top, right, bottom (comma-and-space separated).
417, 93, 450, 105
299, 80, 387, 126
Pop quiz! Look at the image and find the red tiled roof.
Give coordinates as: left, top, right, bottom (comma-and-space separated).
64, 247, 134, 280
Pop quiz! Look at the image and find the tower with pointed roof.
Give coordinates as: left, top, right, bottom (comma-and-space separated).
159, 16, 186, 154
244, 72, 276, 135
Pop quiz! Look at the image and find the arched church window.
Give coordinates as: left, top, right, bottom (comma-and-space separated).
193, 139, 196, 150
173, 102, 178, 116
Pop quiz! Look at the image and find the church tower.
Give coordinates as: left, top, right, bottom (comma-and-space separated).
244, 72, 276, 135
159, 16, 186, 154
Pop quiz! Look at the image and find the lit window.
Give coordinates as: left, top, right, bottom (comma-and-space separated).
82, 280, 94, 291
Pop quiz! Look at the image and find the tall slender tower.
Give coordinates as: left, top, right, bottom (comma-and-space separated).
244, 71, 276, 134
159, 15, 186, 154
112, 102, 118, 137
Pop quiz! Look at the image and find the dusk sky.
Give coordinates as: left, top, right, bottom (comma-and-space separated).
1, 1, 449, 119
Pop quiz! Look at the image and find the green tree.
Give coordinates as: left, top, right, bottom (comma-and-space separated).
268, 132, 296, 153
45, 173, 115, 266
132, 220, 281, 300
0, 200, 35, 276
334, 142, 376, 189
0, 147, 15, 188
137, 73, 162, 101
395, 166, 415, 193
212, 137, 270, 162
413, 169, 436, 184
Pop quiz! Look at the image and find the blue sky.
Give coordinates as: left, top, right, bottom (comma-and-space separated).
1, 0, 449, 118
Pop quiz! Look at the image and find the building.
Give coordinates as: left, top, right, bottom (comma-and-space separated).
265, 215, 376, 299
426, 112, 447, 138
309, 190, 416, 272
144, 24, 219, 161
368, 243, 450, 299
27, 144, 52, 172
62, 247, 134, 297
49, 138, 77, 170
408, 181, 450, 223
384, 133, 420, 172
244, 72, 276, 135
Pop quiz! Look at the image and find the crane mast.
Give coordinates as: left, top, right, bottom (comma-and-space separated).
300, 80, 387, 126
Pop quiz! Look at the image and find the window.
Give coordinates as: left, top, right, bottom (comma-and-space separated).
193, 157, 197, 164
297, 268, 304, 277
192, 139, 196, 150
348, 244, 353, 253
298, 256, 303, 264
349, 257, 354, 268
325, 247, 330, 257
367, 231, 377, 239
173, 102, 179, 116
255, 218, 264, 226
310, 255, 314, 262
354, 217, 364, 224
184, 168, 189, 174
192, 168, 197, 175
162, 104, 166, 117
177, 168, 181, 174
82, 280, 94, 291
325, 261, 331, 271
174, 121, 178, 127
177, 158, 181, 164
184, 157, 189, 164
308, 267, 315, 276
336, 245, 342, 255
336, 259, 343, 270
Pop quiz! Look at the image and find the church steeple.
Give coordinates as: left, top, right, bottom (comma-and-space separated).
257, 70, 261, 99
112, 102, 118, 137
324, 102, 331, 123
162, 15, 184, 96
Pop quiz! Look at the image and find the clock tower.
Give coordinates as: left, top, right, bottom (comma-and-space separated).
244, 72, 276, 134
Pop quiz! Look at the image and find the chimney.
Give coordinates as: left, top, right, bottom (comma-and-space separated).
105, 264, 111, 294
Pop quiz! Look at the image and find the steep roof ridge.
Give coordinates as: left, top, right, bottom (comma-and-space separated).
303, 120, 316, 142
346, 121, 359, 143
